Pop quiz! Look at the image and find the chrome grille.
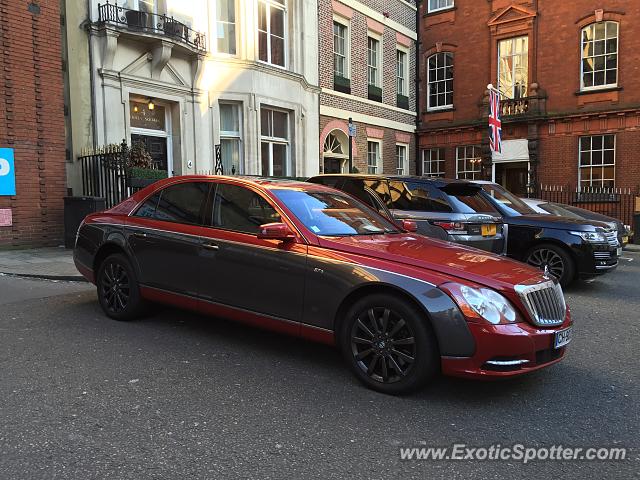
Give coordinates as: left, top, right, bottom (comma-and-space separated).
594, 251, 612, 260
604, 230, 619, 247
515, 281, 566, 327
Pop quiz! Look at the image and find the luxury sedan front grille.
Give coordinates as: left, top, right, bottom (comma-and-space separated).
594, 251, 612, 260
515, 281, 566, 327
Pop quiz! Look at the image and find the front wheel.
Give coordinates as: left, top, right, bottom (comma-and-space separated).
338, 293, 439, 395
525, 243, 575, 287
96, 253, 145, 321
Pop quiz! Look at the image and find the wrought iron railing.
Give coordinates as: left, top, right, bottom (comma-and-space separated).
97, 2, 207, 53
501, 97, 531, 116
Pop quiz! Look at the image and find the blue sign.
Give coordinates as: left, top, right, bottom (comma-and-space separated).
0, 148, 16, 196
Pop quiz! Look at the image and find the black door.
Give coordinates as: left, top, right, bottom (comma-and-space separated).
198, 182, 307, 322
131, 134, 169, 172
126, 181, 211, 296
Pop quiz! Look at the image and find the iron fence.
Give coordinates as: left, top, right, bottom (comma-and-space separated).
97, 2, 207, 53
538, 184, 638, 227
80, 143, 132, 208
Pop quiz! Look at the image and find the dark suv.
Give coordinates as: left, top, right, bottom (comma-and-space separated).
475, 181, 619, 286
307, 174, 506, 254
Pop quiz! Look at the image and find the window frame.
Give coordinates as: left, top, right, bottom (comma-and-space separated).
427, 0, 454, 14
219, 101, 244, 175
497, 36, 529, 99
260, 106, 291, 177
578, 134, 616, 188
396, 143, 408, 175
427, 52, 454, 111
212, 0, 238, 56
367, 139, 382, 174
422, 148, 445, 177
396, 46, 409, 97
333, 16, 350, 80
257, 0, 288, 69
456, 145, 482, 180
367, 33, 382, 88
580, 21, 619, 92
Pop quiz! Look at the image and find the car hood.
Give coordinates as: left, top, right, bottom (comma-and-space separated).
505, 214, 612, 231
317, 234, 544, 290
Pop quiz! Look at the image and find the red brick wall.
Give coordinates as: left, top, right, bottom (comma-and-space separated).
0, 0, 66, 247
418, 0, 640, 190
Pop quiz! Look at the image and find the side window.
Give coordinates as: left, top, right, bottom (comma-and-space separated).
153, 182, 210, 224
388, 181, 453, 213
134, 192, 161, 218
212, 184, 281, 234
364, 179, 391, 205
340, 179, 376, 208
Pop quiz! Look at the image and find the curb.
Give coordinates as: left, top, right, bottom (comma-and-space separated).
0, 271, 88, 282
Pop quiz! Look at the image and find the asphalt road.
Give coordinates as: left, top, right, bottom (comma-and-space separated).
0, 255, 638, 479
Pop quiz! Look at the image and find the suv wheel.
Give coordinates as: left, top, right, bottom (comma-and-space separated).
338, 293, 439, 395
96, 253, 145, 321
525, 243, 575, 287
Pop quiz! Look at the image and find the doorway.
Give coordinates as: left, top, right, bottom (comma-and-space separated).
494, 161, 529, 196
129, 100, 173, 175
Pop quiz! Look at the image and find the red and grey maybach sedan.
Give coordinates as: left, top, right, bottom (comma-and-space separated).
74, 176, 572, 394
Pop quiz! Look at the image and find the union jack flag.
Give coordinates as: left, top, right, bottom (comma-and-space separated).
489, 89, 502, 154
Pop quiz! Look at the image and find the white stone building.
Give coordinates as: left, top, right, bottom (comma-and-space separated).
63, 0, 320, 193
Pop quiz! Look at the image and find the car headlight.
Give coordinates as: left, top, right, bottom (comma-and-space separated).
570, 231, 607, 243
441, 282, 521, 325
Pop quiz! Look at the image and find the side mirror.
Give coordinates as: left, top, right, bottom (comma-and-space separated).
401, 219, 418, 232
257, 222, 295, 241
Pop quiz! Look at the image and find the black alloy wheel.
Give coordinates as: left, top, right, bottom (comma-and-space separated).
339, 293, 439, 394
97, 253, 144, 321
525, 243, 575, 287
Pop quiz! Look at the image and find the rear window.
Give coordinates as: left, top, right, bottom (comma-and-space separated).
388, 181, 453, 213
441, 185, 501, 214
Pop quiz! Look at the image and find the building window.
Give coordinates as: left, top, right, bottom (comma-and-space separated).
219, 102, 242, 174
397, 49, 407, 95
428, 0, 454, 13
367, 36, 380, 87
214, 0, 236, 54
581, 21, 618, 90
427, 53, 453, 110
367, 140, 381, 174
579, 135, 615, 188
498, 36, 528, 99
422, 148, 445, 177
333, 20, 348, 79
260, 107, 291, 176
396, 144, 408, 175
456, 146, 481, 180
258, 0, 286, 67
120, 0, 157, 14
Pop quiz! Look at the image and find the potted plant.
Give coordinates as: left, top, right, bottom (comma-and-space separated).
125, 9, 148, 30
126, 141, 167, 189
163, 18, 186, 39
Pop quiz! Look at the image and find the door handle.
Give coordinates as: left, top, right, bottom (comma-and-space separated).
133, 232, 148, 239
202, 242, 219, 251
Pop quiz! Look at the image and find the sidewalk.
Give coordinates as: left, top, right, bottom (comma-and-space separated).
0, 247, 85, 281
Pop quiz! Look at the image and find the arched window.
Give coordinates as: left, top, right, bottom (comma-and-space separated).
581, 21, 618, 90
322, 130, 349, 174
427, 52, 453, 111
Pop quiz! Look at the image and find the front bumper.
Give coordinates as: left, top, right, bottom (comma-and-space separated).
575, 243, 618, 276
441, 314, 572, 379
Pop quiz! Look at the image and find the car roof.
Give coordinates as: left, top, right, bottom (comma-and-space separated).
309, 174, 479, 188
156, 175, 333, 192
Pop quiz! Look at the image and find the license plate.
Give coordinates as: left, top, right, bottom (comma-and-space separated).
616, 247, 622, 257
554, 327, 572, 349
481, 224, 497, 237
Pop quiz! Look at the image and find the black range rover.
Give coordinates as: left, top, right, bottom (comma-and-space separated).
307, 174, 506, 254
476, 181, 619, 286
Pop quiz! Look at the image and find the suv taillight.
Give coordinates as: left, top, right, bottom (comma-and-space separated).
433, 221, 467, 234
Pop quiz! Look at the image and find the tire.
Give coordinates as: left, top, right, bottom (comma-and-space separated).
338, 293, 439, 395
525, 243, 576, 287
96, 253, 145, 321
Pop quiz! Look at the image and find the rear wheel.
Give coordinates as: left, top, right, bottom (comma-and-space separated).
338, 293, 439, 395
96, 253, 145, 321
525, 243, 575, 287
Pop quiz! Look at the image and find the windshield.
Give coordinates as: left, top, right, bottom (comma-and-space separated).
441, 185, 501, 215
480, 183, 536, 216
273, 189, 400, 236
538, 202, 582, 219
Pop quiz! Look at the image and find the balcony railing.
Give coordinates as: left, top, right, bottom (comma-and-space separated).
501, 97, 530, 117
98, 2, 207, 53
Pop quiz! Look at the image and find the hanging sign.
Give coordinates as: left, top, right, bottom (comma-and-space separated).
0, 148, 16, 196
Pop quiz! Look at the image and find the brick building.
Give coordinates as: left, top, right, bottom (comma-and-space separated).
0, 1, 67, 246
319, 0, 418, 175
418, 0, 640, 196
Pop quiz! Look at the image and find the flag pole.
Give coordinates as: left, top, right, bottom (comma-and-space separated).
487, 83, 500, 94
